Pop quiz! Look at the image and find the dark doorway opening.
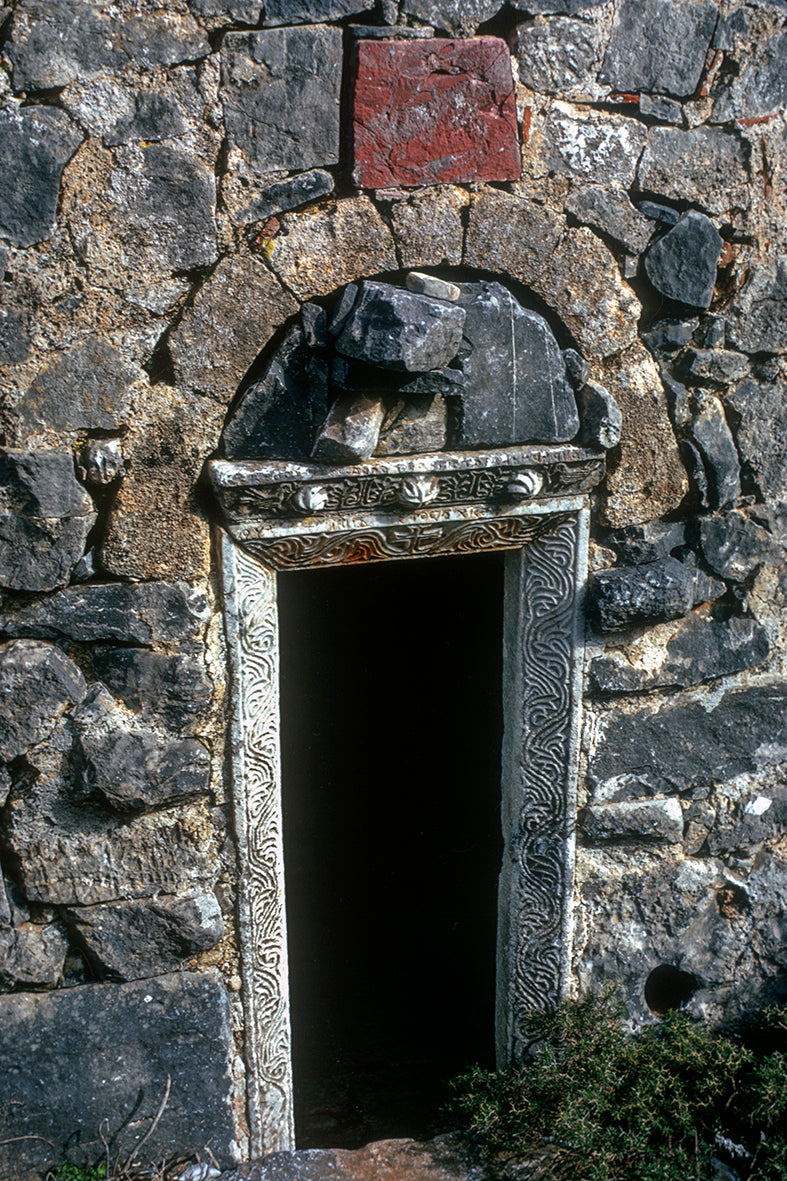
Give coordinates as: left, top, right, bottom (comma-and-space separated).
279, 552, 505, 1149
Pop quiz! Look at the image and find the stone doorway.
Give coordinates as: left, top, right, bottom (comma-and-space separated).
278, 553, 505, 1148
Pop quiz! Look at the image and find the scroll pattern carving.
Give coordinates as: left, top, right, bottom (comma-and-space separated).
239, 514, 567, 570
225, 542, 294, 1155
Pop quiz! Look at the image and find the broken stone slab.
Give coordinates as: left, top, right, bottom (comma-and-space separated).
0, 105, 83, 247
638, 127, 750, 218
588, 613, 770, 694
77, 726, 211, 813
639, 93, 683, 123
229, 169, 335, 227
0, 971, 238, 1178
662, 372, 692, 429
642, 318, 698, 358
637, 200, 680, 226
694, 314, 726, 349
725, 379, 787, 501
643, 212, 723, 309
334, 281, 465, 372
580, 798, 684, 845
63, 892, 224, 981
452, 280, 579, 448
221, 28, 342, 175
589, 556, 696, 632
513, 14, 606, 100
91, 647, 213, 732
312, 395, 386, 464
352, 37, 520, 188
375, 395, 448, 456
0, 640, 86, 761
263, 0, 373, 22
607, 520, 686, 565
712, 24, 787, 121
405, 272, 460, 301
16, 338, 137, 436
576, 382, 622, 450
565, 185, 654, 255
725, 258, 787, 355
682, 438, 711, 509
679, 550, 726, 606
0, 921, 69, 991
0, 581, 210, 643
563, 349, 590, 390
599, 0, 717, 98
680, 349, 749, 386
689, 392, 741, 509
699, 510, 783, 582
706, 789, 787, 860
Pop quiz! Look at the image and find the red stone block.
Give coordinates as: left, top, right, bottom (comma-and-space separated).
352, 37, 520, 189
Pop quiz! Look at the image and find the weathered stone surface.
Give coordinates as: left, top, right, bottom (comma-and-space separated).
399, 0, 500, 36
639, 93, 683, 123
689, 392, 741, 509
0, 640, 86, 760
376, 395, 448, 456
0, 581, 210, 644
589, 613, 770, 694
563, 349, 590, 390
103, 90, 188, 147
580, 797, 684, 844
464, 189, 564, 290
64, 892, 224, 981
577, 381, 622, 450
0, 292, 32, 367
221, 28, 342, 176
681, 348, 749, 386
513, 15, 607, 99
16, 338, 137, 436
725, 258, 787, 355
598, 344, 689, 527
405, 273, 460, 301
600, 0, 717, 98
0, 450, 96, 592
0, 105, 82, 248
706, 792, 787, 860
270, 197, 397, 300
91, 647, 212, 733
390, 186, 467, 268
0, 921, 69, 991
312, 395, 386, 464
171, 256, 298, 402
608, 520, 686, 565
712, 25, 787, 121
643, 318, 698, 358
228, 169, 335, 227
589, 557, 696, 631
188, 0, 263, 24
263, 0, 374, 23
0, 972, 238, 1177
220, 1134, 488, 1181
222, 326, 327, 462
638, 127, 750, 217
78, 725, 211, 814
726, 379, 787, 500
540, 104, 648, 190
0, 767, 10, 810
452, 281, 578, 447
352, 38, 519, 189
566, 185, 654, 254
644, 212, 723, 309
7, 0, 210, 88
335, 282, 465, 373
699, 510, 782, 582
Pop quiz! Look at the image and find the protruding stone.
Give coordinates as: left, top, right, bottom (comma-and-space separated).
0, 105, 82, 248
699, 511, 782, 582
577, 382, 622, 451
565, 185, 654, 255
312, 395, 386, 464
563, 349, 590, 390
600, 0, 717, 98
1, 922, 69, 990
335, 282, 465, 372
352, 38, 519, 188
689, 392, 741, 509
405, 273, 460, 301
79, 438, 125, 486
581, 798, 684, 844
681, 349, 749, 386
91, 647, 212, 733
78, 726, 211, 813
638, 127, 750, 218
662, 372, 692, 428
608, 521, 686, 565
376, 395, 448, 456
644, 212, 723, 309
221, 28, 342, 176
639, 93, 683, 123
452, 281, 579, 447
0, 640, 87, 761
228, 169, 335, 227
589, 557, 696, 632
18, 339, 136, 436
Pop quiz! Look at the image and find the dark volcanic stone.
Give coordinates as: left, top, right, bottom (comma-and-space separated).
63, 892, 224, 980
637, 201, 681, 226
0, 640, 86, 761
221, 28, 342, 175
638, 126, 750, 218
638, 93, 683, 123
91, 647, 212, 731
699, 510, 782, 582
0, 106, 82, 248
662, 372, 692, 429
352, 38, 519, 188
563, 348, 590, 390
642, 318, 699, 358
689, 393, 741, 509
335, 282, 465, 373
188, 0, 263, 23
608, 520, 686, 565
0, 297, 32, 365
681, 348, 749, 386
0, 581, 210, 643
0, 972, 238, 1177
399, 0, 500, 36
587, 683, 787, 799
726, 379, 787, 501
643, 212, 723, 309
222, 326, 327, 461
0, 450, 96, 592
565, 186, 654, 254
453, 281, 579, 447
375, 394, 447, 456
513, 14, 604, 97
713, 28, 787, 121
233, 169, 335, 226
589, 613, 770, 694
600, 0, 717, 98
78, 728, 211, 813
104, 91, 187, 147
263, 0, 374, 23
0, 921, 69, 990
726, 259, 787, 355
312, 394, 385, 464
18, 338, 136, 434
577, 381, 622, 450
589, 556, 696, 631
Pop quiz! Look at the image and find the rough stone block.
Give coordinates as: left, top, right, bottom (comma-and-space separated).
0, 922, 68, 991
17, 338, 137, 436
642, 318, 698, 358
0, 581, 210, 644
464, 188, 564, 291
577, 381, 622, 450
312, 394, 386, 464
589, 556, 696, 632
565, 185, 654, 255
699, 510, 782, 582
638, 127, 750, 218
712, 25, 787, 121
513, 15, 606, 99
453, 281, 578, 447
376, 395, 448, 456
63, 892, 224, 981
0, 972, 238, 1177
405, 273, 460, 301
0, 640, 86, 761
399, 0, 500, 36
600, 0, 717, 98
643, 212, 723, 309
563, 348, 590, 390
352, 38, 519, 189
681, 348, 749, 386
335, 281, 465, 372
91, 647, 213, 733
725, 258, 787, 355
103, 90, 188, 147
78, 726, 211, 814
263, 0, 374, 22
390, 186, 467, 269
0, 104, 82, 247
540, 104, 648, 190
581, 797, 684, 845
221, 28, 342, 175
228, 169, 335, 227
726, 379, 787, 501
608, 521, 686, 565
689, 392, 741, 509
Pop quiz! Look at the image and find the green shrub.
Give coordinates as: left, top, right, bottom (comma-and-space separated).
50, 1165, 106, 1181
447, 991, 787, 1181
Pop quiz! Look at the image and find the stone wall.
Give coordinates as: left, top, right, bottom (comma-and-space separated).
1, 0, 786, 1174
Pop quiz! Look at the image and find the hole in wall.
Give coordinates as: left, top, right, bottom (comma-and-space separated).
644, 964, 699, 1016
279, 550, 504, 1149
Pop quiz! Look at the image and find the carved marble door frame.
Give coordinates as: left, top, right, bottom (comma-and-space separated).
215, 448, 595, 1157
